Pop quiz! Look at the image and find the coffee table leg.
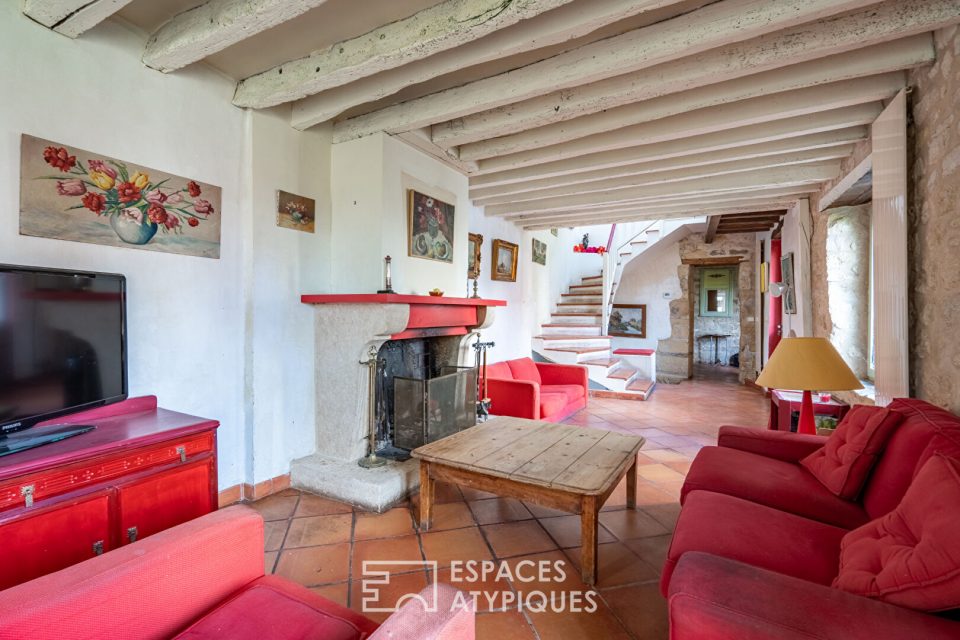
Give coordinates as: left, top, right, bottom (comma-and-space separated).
419, 462, 434, 531
580, 495, 598, 586
626, 457, 637, 509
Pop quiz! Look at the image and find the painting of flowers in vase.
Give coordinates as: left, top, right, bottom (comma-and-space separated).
19, 135, 222, 258
276, 190, 315, 233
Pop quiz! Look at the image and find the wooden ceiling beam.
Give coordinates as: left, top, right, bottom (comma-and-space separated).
705, 216, 722, 244
470, 106, 875, 181
471, 76, 899, 172
486, 164, 836, 216
716, 227, 772, 234
143, 0, 332, 72
23, 0, 133, 37
232, 0, 577, 109
289, 0, 691, 129
469, 127, 866, 193
332, 0, 880, 142
471, 147, 851, 206
521, 202, 805, 229
434, 34, 933, 149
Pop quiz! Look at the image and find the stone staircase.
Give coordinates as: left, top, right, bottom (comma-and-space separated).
532, 274, 655, 399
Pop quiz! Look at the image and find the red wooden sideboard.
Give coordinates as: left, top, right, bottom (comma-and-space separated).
0, 396, 218, 590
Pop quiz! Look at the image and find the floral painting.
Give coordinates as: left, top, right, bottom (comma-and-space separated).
19, 135, 222, 258
277, 190, 315, 233
408, 189, 454, 263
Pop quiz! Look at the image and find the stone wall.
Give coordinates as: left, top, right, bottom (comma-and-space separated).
657, 232, 756, 384
907, 26, 960, 414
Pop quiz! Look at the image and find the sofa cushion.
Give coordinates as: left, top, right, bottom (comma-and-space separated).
661, 490, 848, 596
485, 362, 514, 380
800, 405, 903, 500
539, 393, 568, 419
834, 455, 960, 612
175, 575, 378, 639
682, 446, 870, 529
861, 399, 960, 520
507, 358, 542, 384
540, 384, 584, 404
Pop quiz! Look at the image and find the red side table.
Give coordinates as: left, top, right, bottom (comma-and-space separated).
769, 390, 849, 432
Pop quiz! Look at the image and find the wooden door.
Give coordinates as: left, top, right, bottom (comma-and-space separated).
0, 490, 112, 590
116, 457, 215, 545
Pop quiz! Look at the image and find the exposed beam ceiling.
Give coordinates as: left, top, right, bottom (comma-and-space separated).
290, 0, 693, 129
470, 77, 899, 174
233, 0, 579, 109
522, 202, 801, 229
143, 0, 333, 73
437, 32, 933, 150
23, 0, 133, 37
332, 0, 882, 143
705, 216, 721, 243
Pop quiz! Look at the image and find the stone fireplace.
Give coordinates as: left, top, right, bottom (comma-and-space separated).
290, 294, 505, 511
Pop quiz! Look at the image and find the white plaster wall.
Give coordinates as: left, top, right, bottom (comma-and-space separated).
780, 199, 814, 337
612, 237, 683, 351
0, 9, 248, 488
247, 108, 333, 482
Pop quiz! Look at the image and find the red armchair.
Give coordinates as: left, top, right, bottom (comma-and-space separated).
484, 357, 588, 422
662, 399, 960, 639
0, 506, 474, 640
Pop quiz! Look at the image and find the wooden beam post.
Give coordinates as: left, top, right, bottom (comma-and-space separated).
705, 216, 721, 243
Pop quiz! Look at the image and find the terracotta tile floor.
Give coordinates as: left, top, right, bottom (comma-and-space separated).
250, 365, 767, 639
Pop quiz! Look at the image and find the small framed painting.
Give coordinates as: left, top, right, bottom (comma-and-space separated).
468, 232, 483, 278
276, 190, 315, 233
491, 239, 518, 282
532, 238, 547, 265
781, 252, 797, 314
408, 189, 454, 263
609, 304, 647, 338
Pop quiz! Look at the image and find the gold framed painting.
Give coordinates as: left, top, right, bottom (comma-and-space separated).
407, 189, 454, 263
276, 190, 315, 233
468, 232, 483, 278
608, 304, 647, 338
491, 239, 518, 282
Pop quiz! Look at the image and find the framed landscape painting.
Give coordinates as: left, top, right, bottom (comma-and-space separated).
276, 190, 315, 233
468, 233, 483, 278
19, 134, 222, 258
609, 304, 647, 338
532, 238, 547, 265
491, 239, 518, 282
781, 252, 797, 314
408, 189, 454, 263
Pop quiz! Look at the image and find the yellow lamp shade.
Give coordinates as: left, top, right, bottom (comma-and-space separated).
756, 337, 863, 391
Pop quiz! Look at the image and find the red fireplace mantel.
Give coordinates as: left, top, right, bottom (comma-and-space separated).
301, 294, 506, 340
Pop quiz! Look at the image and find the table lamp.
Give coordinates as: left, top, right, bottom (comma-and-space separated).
755, 337, 862, 435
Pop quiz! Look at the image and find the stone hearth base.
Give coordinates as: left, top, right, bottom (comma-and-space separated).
290, 454, 420, 512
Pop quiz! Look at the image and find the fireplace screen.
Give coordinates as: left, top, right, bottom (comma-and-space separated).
394, 366, 477, 449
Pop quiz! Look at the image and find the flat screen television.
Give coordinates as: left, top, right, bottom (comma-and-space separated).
0, 264, 127, 454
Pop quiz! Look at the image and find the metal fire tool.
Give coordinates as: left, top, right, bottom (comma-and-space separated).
473, 338, 495, 420
358, 346, 387, 468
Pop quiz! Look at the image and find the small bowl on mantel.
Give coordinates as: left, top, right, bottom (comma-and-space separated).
428, 288, 444, 297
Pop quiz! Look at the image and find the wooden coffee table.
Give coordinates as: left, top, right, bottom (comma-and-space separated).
412, 416, 645, 585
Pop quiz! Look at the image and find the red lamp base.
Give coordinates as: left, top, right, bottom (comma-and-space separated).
797, 389, 817, 435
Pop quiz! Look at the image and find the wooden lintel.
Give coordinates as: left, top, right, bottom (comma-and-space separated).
716, 227, 771, 234
681, 256, 744, 266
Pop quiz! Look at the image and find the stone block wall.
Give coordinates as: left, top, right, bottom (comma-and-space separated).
907, 26, 960, 414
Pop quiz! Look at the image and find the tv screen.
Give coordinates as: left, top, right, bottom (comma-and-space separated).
0, 265, 127, 435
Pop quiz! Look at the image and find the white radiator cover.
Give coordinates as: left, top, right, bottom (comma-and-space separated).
870, 90, 910, 405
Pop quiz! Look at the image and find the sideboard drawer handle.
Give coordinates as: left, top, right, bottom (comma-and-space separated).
93, 540, 104, 556
127, 526, 138, 543
176, 446, 187, 463
20, 485, 35, 508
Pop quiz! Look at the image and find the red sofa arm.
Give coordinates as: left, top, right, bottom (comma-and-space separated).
0, 505, 265, 640
717, 425, 827, 462
669, 552, 960, 640
536, 362, 589, 389
486, 378, 539, 419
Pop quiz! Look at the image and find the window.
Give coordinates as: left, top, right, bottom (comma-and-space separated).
700, 268, 732, 317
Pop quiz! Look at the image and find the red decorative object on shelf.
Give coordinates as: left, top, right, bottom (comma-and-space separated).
0, 396, 219, 590
573, 245, 606, 255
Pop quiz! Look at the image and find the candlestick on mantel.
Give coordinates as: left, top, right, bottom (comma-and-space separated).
377, 255, 395, 294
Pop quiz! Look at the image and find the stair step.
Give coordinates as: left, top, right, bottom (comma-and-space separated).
542, 323, 600, 328
543, 346, 610, 354
557, 302, 601, 307
561, 292, 601, 297
537, 334, 611, 341
608, 366, 638, 381
627, 379, 656, 394
630, 240, 647, 246
581, 358, 621, 367
569, 284, 602, 290
619, 252, 631, 257
581, 275, 602, 282
552, 313, 601, 317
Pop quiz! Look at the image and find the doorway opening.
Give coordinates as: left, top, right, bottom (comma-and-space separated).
690, 264, 741, 383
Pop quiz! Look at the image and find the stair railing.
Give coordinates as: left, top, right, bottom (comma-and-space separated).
603, 220, 662, 328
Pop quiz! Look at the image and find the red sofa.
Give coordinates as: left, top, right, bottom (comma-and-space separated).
663, 398, 960, 639
0, 505, 473, 640
484, 357, 588, 421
